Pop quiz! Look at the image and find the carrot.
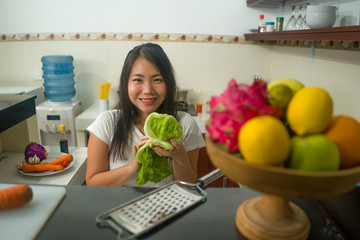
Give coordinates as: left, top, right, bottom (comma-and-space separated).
47, 153, 73, 165
22, 163, 64, 173
0, 184, 33, 210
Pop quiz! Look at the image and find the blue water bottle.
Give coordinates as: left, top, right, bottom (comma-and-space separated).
41, 55, 76, 102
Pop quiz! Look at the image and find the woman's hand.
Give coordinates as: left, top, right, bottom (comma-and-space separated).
129, 136, 150, 173
154, 139, 198, 183
153, 139, 187, 160
136, 136, 150, 152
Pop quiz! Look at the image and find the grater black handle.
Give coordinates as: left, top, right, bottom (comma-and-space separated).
196, 168, 224, 189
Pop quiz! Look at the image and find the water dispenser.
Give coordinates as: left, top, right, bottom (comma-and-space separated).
36, 55, 83, 146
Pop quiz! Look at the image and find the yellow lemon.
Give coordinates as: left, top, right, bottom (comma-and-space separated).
287, 87, 333, 136
238, 115, 290, 166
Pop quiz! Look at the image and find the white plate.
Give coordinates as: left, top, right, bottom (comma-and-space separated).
18, 152, 74, 177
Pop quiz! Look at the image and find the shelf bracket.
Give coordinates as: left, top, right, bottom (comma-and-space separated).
311, 40, 317, 63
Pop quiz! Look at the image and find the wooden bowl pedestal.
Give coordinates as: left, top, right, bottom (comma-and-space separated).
205, 134, 360, 240
236, 194, 309, 240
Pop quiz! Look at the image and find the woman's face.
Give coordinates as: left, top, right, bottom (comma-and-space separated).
128, 57, 167, 120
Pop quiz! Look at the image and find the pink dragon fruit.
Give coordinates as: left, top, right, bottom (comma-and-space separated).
207, 79, 281, 152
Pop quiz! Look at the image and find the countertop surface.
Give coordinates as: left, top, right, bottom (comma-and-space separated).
0, 146, 87, 186
0, 94, 37, 132
0, 84, 45, 105
34, 185, 360, 240
75, 102, 209, 133
0, 86, 42, 94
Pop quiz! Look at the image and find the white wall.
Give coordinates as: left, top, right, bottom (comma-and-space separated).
2, 0, 359, 36
0, 0, 275, 35
267, 45, 360, 120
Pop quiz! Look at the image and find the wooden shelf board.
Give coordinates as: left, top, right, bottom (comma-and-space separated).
244, 26, 360, 41
246, 0, 301, 7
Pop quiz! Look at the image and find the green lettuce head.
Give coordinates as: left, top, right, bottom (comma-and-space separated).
135, 113, 183, 186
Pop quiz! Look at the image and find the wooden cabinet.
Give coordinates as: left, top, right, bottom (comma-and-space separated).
197, 135, 239, 188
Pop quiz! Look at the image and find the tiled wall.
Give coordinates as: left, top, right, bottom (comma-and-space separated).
268, 45, 360, 120
0, 34, 359, 121
0, 34, 271, 110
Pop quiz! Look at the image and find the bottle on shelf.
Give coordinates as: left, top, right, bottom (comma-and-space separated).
59, 124, 69, 153
196, 88, 203, 116
196, 103, 203, 114
258, 14, 266, 33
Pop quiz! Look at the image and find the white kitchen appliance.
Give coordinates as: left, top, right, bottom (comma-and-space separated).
36, 100, 83, 146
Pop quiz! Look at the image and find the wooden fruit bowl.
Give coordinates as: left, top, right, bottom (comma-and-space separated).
205, 134, 360, 240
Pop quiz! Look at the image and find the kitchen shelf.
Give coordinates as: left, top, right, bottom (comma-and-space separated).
246, 0, 302, 7
244, 26, 360, 41
245, 1, 360, 50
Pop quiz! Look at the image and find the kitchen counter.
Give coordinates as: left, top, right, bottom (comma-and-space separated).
75, 101, 102, 132
75, 102, 209, 146
0, 94, 36, 133
34, 185, 360, 240
0, 84, 45, 106
0, 146, 87, 185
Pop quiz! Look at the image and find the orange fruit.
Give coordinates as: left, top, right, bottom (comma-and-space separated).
325, 115, 360, 169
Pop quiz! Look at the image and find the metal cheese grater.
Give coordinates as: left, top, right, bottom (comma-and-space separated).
96, 169, 223, 239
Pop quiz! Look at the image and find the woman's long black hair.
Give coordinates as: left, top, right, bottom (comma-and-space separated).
109, 43, 177, 160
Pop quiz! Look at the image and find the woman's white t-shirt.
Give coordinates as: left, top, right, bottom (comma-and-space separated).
87, 110, 205, 187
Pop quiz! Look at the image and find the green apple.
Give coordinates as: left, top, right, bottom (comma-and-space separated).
268, 83, 293, 109
288, 134, 340, 171
268, 78, 304, 96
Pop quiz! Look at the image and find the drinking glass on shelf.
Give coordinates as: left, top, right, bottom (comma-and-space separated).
294, 5, 304, 30
299, 3, 310, 30
285, 5, 297, 30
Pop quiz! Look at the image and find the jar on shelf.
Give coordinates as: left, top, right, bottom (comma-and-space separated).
276, 17, 284, 31
266, 22, 275, 32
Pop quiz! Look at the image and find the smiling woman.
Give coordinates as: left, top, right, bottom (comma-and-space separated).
127, 57, 167, 118
85, 43, 205, 187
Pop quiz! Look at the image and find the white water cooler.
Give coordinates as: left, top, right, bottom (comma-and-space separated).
36, 100, 83, 146
36, 55, 83, 146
